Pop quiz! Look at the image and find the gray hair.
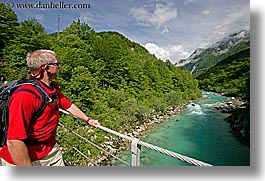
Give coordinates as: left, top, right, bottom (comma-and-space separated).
26, 49, 56, 71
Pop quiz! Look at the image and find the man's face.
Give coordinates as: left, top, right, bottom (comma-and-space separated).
47, 54, 60, 79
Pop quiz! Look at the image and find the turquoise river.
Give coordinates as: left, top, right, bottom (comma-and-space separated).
114, 92, 250, 166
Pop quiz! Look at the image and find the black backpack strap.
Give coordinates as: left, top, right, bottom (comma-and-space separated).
0, 100, 9, 146
31, 85, 49, 120
24, 80, 51, 120
7, 80, 51, 120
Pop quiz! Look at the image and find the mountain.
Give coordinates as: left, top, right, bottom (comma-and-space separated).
196, 48, 250, 100
176, 30, 250, 77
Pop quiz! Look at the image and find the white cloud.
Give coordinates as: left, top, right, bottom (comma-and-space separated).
202, 10, 211, 15
35, 14, 45, 21
144, 42, 190, 64
161, 27, 169, 34
196, 3, 249, 50
129, 2, 177, 29
224, 4, 250, 32
79, 12, 93, 23
144, 42, 170, 61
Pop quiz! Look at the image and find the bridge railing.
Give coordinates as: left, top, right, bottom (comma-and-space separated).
58, 109, 213, 166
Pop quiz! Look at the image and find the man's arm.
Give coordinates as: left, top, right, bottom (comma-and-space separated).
7, 140, 32, 166
66, 104, 100, 127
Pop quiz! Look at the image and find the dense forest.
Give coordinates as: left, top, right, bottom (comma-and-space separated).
0, 3, 202, 165
195, 48, 250, 103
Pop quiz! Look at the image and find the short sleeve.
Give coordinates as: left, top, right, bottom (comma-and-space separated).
7, 89, 40, 140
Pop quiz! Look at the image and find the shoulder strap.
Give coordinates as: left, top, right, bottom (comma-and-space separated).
34, 89, 49, 119
7, 79, 51, 120
24, 80, 51, 120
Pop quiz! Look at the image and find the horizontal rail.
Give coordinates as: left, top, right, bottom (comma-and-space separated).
99, 125, 212, 166
59, 109, 213, 166
58, 122, 130, 166
56, 133, 99, 166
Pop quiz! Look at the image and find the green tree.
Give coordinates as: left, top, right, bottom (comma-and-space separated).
0, 2, 19, 78
2, 18, 51, 80
1, 15, 204, 164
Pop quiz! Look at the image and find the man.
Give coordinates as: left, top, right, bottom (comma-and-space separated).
0, 49, 100, 166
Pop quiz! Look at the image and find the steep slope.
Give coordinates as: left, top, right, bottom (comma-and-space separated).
196, 48, 250, 101
177, 30, 250, 77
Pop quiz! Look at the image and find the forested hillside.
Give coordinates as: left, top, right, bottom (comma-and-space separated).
0, 3, 202, 165
196, 48, 250, 103
181, 30, 250, 77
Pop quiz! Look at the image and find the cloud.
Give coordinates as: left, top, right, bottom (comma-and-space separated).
129, 2, 177, 29
11, 0, 249, 61
35, 14, 45, 21
202, 10, 211, 15
79, 11, 93, 22
144, 42, 190, 64
224, 4, 250, 31
161, 27, 169, 34
193, 3, 250, 50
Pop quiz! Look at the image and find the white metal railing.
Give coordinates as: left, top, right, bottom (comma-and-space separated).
58, 109, 213, 166
57, 122, 130, 166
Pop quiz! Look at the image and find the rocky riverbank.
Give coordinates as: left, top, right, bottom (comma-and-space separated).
92, 99, 200, 166
93, 94, 250, 166
212, 97, 250, 146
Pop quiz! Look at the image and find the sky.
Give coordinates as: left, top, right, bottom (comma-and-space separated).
2, 0, 250, 64
0, 1, 264, 179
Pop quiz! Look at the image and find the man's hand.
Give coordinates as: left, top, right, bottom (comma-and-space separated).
87, 119, 100, 128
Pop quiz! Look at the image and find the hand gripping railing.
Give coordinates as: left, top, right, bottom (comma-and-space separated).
99, 125, 213, 166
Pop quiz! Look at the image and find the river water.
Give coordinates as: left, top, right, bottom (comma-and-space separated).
114, 92, 250, 166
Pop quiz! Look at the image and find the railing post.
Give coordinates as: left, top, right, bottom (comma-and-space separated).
131, 138, 141, 166
59, 110, 213, 166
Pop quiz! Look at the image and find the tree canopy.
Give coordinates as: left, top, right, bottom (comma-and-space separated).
0, 3, 202, 165
196, 48, 250, 102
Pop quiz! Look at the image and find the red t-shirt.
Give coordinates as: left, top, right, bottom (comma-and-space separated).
0, 79, 72, 164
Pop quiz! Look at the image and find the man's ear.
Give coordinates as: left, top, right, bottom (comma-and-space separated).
44, 64, 50, 71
